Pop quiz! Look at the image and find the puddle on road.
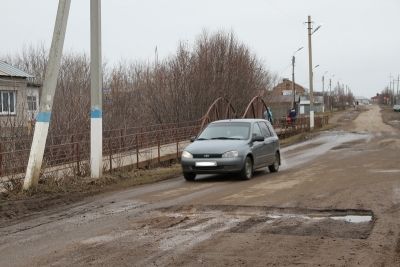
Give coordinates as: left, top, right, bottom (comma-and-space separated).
266, 213, 372, 223
330, 215, 372, 223
281, 131, 371, 170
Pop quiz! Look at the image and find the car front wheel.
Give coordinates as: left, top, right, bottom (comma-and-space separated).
183, 172, 196, 181
268, 152, 280, 173
240, 156, 253, 180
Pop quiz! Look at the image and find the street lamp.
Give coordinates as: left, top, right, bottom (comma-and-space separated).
291, 46, 304, 109
328, 74, 334, 111
322, 71, 328, 112
306, 15, 322, 129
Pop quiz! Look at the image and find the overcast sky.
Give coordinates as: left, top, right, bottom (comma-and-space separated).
2, 0, 399, 98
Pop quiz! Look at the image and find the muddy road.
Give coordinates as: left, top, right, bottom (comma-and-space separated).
1, 105, 400, 266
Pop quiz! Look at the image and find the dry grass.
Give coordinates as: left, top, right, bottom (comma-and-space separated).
380, 105, 400, 130
0, 165, 182, 226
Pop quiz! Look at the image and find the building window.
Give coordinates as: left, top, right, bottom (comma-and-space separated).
0, 91, 16, 115
27, 95, 37, 111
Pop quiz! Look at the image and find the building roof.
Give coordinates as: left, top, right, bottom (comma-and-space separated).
272, 78, 306, 96
0, 61, 34, 78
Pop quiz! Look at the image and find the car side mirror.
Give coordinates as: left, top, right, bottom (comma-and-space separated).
190, 136, 196, 142
252, 135, 264, 142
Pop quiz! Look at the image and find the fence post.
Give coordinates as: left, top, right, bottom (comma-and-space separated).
157, 139, 160, 164
0, 142, 2, 176
120, 129, 124, 151
75, 142, 80, 176
109, 138, 112, 172
176, 141, 179, 160
136, 134, 139, 169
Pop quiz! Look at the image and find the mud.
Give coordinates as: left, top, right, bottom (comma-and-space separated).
1, 105, 400, 266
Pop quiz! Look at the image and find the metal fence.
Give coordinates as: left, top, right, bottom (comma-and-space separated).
0, 115, 328, 179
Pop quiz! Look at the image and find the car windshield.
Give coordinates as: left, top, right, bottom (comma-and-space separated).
197, 122, 251, 140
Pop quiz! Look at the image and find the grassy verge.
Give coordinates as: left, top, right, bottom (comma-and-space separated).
380, 105, 400, 130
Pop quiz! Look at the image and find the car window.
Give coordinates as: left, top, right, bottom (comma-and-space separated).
258, 122, 272, 137
198, 122, 251, 140
252, 123, 262, 137
266, 122, 277, 136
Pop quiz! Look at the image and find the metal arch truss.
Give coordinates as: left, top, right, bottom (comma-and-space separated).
200, 97, 237, 130
242, 96, 269, 119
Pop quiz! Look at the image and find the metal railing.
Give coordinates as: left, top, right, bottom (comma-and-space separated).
0, 115, 329, 179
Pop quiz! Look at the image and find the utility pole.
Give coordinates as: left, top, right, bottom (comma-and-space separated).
90, 0, 103, 178
307, 15, 314, 128
306, 15, 320, 129
389, 74, 393, 105
397, 75, 400, 104
322, 74, 325, 112
292, 55, 296, 109
328, 78, 332, 111
291, 47, 303, 110
23, 0, 71, 190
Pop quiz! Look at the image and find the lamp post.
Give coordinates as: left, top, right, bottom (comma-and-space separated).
322, 71, 328, 112
306, 15, 321, 129
328, 74, 335, 111
291, 47, 304, 109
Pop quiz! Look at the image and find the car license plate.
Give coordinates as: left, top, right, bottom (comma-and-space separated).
195, 161, 217, 167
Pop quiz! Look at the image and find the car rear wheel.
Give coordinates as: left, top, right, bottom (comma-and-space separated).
240, 156, 253, 180
183, 172, 196, 181
268, 152, 280, 173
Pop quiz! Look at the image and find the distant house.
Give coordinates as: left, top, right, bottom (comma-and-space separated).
371, 94, 380, 103
354, 96, 370, 105
265, 94, 300, 119
299, 95, 324, 114
272, 78, 306, 96
0, 61, 40, 132
266, 79, 306, 118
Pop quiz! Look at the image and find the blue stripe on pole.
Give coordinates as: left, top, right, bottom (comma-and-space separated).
36, 112, 51, 122
91, 108, 102, 118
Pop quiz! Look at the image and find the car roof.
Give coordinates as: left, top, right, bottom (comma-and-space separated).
210, 118, 267, 124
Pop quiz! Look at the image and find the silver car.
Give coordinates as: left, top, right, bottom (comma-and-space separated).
181, 119, 280, 181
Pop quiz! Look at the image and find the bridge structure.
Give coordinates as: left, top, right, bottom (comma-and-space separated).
0, 96, 329, 186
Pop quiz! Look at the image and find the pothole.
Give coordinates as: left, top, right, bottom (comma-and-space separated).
135, 205, 374, 240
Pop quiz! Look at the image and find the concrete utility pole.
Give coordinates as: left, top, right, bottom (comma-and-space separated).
23, 0, 71, 190
389, 74, 394, 105
292, 56, 296, 109
328, 78, 332, 111
397, 75, 400, 104
90, 0, 103, 178
291, 47, 303, 109
306, 15, 320, 129
322, 71, 327, 112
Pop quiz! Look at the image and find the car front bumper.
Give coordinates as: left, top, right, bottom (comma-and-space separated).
181, 157, 245, 174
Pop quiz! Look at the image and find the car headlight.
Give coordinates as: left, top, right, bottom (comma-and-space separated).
181, 151, 193, 159
222, 150, 239, 158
